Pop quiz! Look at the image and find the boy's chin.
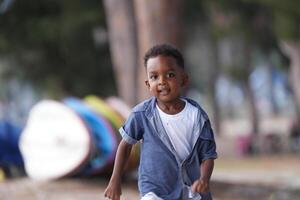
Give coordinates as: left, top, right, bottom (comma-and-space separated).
156, 96, 178, 103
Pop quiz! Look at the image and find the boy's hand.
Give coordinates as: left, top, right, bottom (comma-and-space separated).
104, 180, 122, 200
191, 178, 210, 193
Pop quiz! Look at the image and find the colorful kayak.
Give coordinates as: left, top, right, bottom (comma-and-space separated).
105, 96, 140, 172
84, 95, 124, 131
19, 100, 92, 180
64, 98, 117, 175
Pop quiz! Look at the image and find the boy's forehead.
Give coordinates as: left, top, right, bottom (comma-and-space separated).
146, 55, 182, 71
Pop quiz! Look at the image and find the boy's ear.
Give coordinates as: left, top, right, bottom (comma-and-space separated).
145, 80, 150, 88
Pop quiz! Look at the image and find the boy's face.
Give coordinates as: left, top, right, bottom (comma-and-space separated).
145, 55, 188, 104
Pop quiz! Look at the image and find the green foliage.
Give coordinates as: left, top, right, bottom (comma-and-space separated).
249, 0, 300, 41
184, 0, 207, 23
0, 0, 116, 98
273, 11, 300, 41
226, 66, 249, 82
253, 0, 300, 15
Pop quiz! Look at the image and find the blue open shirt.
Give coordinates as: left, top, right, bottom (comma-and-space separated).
119, 97, 218, 200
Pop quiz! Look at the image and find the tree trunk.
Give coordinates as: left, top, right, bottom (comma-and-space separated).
134, 0, 184, 101
103, 0, 138, 106
208, 38, 221, 135
280, 41, 300, 122
266, 55, 280, 115
244, 44, 259, 135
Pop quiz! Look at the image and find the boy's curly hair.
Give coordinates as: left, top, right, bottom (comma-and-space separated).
143, 44, 184, 69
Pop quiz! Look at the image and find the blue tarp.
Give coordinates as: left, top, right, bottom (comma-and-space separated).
0, 120, 23, 167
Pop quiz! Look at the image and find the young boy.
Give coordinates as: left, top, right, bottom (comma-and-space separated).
104, 44, 217, 200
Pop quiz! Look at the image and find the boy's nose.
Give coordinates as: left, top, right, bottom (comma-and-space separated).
158, 76, 166, 85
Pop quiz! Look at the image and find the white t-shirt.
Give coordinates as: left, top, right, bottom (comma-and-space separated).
156, 99, 198, 162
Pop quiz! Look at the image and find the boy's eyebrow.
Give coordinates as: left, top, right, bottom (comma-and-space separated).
147, 71, 157, 74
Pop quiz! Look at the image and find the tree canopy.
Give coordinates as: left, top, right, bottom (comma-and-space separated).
0, 0, 116, 98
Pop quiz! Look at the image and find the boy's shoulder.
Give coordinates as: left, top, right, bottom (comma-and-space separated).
131, 97, 155, 113
130, 97, 209, 120
183, 96, 209, 119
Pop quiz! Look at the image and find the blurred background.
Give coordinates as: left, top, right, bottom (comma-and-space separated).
0, 0, 300, 199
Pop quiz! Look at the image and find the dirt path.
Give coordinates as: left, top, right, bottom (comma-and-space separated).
0, 177, 238, 200
1, 155, 300, 200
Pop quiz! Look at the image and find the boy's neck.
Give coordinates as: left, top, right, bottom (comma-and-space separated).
156, 98, 185, 115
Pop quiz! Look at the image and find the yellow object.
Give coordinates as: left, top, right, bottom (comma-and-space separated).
0, 168, 5, 181
85, 95, 140, 171
84, 95, 124, 130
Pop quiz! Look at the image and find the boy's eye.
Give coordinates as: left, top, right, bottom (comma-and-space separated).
149, 75, 158, 80
166, 72, 175, 78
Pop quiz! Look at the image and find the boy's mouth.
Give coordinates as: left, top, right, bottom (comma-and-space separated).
158, 88, 170, 95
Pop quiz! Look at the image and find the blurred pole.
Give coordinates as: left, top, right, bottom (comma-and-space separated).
134, 0, 184, 101
266, 55, 280, 115
244, 42, 260, 135
205, 3, 222, 136
280, 41, 300, 123
103, 0, 139, 107
208, 38, 221, 135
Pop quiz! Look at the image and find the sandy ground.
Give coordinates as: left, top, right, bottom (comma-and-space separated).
214, 154, 300, 188
0, 177, 138, 200
1, 154, 300, 200
0, 177, 246, 200
1, 131, 299, 200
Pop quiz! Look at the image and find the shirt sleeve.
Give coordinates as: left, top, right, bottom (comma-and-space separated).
198, 120, 218, 161
119, 112, 143, 145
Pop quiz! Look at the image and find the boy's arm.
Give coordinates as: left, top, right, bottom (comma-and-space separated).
104, 139, 133, 200
191, 159, 214, 193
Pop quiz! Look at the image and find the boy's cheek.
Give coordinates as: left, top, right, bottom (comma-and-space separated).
148, 87, 155, 94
